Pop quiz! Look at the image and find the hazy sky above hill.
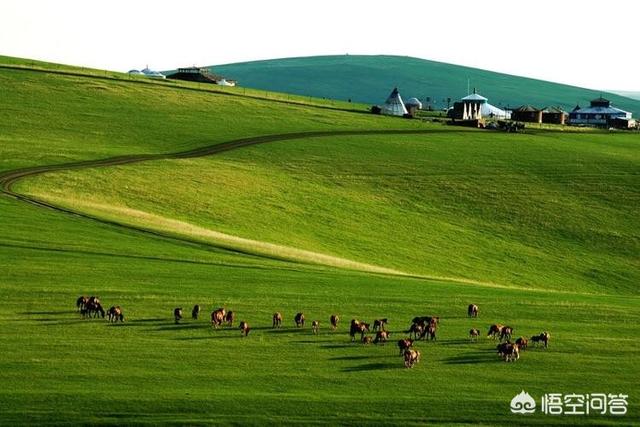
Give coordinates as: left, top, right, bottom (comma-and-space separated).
2, 0, 638, 91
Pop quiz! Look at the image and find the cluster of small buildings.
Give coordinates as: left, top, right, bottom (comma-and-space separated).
373, 87, 636, 129
128, 66, 237, 86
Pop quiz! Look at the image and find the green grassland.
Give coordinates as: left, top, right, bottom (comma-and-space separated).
1, 57, 639, 425
212, 55, 640, 115
21, 131, 640, 294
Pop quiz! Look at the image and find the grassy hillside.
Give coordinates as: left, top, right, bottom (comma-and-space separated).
20, 130, 640, 294
212, 55, 640, 115
1, 57, 639, 425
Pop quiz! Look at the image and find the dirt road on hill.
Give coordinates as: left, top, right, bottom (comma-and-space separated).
0, 129, 484, 279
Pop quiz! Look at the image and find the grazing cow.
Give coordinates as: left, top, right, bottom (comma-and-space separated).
497, 342, 519, 362
469, 328, 480, 342
192, 304, 201, 320
272, 312, 283, 328
312, 320, 319, 335
403, 349, 421, 368
515, 337, 528, 351
107, 306, 124, 323
239, 321, 250, 337
76, 296, 88, 312
82, 301, 104, 319
500, 326, 514, 342
531, 331, 550, 348
294, 312, 305, 328
362, 336, 373, 345
468, 304, 479, 318
330, 314, 339, 331
373, 330, 390, 345
211, 308, 225, 328
487, 324, 504, 339
412, 316, 440, 326
350, 319, 370, 342
174, 307, 183, 324
423, 319, 438, 341
398, 338, 413, 356
408, 322, 425, 341
225, 311, 236, 327
88, 296, 100, 306
372, 318, 388, 332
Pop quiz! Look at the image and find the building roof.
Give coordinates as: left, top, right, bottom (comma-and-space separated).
405, 97, 423, 108
461, 93, 488, 102
572, 105, 630, 115
512, 105, 540, 113
542, 106, 567, 114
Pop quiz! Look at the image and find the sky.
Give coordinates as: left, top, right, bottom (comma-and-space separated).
1, 0, 639, 91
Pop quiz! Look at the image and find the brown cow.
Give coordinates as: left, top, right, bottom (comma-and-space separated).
497, 341, 519, 362
294, 312, 305, 328
362, 336, 373, 345
468, 304, 479, 318
350, 319, 370, 342
211, 308, 225, 328
192, 304, 201, 320
425, 321, 437, 341
409, 323, 424, 341
412, 316, 440, 326
398, 338, 413, 355
82, 300, 104, 318
272, 312, 283, 328
330, 314, 339, 331
76, 296, 88, 312
174, 307, 183, 324
469, 328, 480, 342
225, 311, 235, 327
107, 306, 123, 323
500, 326, 514, 342
373, 330, 390, 345
515, 337, 528, 351
312, 320, 319, 335
239, 321, 250, 337
487, 324, 504, 339
531, 332, 550, 348
372, 318, 388, 332
403, 349, 421, 368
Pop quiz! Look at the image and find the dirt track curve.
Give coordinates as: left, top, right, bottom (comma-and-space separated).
0, 129, 479, 277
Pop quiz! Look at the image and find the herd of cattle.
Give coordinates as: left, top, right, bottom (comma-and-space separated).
76, 298, 550, 367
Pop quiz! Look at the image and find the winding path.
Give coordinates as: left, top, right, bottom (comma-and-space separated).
0, 129, 484, 280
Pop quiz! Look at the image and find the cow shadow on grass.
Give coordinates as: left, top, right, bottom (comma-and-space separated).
173, 334, 246, 341
341, 362, 399, 372
330, 355, 392, 361
155, 323, 210, 331
265, 328, 309, 335
22, 310, 75, 316
321, 343, 353, 349
436, 338, 476, 346
442, 350, 499, 365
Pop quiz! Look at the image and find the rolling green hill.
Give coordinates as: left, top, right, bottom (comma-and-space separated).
1, 56, 640, 425
211, 55, 640, 115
